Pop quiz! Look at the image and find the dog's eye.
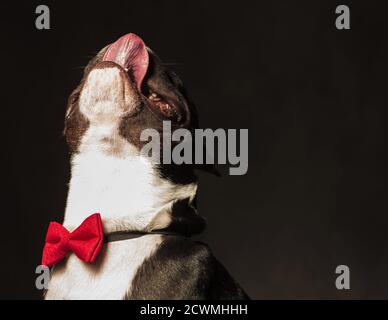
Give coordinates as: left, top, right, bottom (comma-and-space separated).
147, 91, 180, 121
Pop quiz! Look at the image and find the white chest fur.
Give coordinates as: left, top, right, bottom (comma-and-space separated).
47, 124, 196, 299
63, 127, 197, 232
45, 235, 162, 300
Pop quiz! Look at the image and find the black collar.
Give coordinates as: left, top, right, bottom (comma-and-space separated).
104, 198, 206, 243
104, 230, 187, 243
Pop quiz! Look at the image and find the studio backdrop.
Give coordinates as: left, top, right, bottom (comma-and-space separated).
1, 0, 387, 299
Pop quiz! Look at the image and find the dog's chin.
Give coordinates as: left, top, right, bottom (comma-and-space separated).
79, 61, 142, 125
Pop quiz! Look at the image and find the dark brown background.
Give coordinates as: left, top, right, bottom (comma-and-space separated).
1, 0, 387, 299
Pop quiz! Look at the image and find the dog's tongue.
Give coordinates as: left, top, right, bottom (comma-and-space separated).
102, 33, 149, 89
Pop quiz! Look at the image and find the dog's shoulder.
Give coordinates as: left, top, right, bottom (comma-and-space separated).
126, 236, 249, 299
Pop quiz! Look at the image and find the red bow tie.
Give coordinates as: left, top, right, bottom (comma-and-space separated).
42, 213, 104, 267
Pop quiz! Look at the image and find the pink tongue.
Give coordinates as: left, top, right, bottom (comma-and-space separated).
102, 33, 149, 89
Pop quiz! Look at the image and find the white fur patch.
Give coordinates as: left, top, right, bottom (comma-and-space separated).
45, 235, 162, 300
50, 130, 196, 299
79, 67, 137, 124
64, 126, 197, 232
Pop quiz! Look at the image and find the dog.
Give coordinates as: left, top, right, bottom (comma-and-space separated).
44, 33, 248, 300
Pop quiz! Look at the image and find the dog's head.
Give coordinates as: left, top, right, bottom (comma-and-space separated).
64, 33, 199, 183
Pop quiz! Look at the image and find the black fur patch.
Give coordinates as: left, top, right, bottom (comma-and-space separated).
126, 236, 249, 299
159, 198, 206, 236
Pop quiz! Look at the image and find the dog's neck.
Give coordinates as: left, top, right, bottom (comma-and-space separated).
63, 142, 199, 234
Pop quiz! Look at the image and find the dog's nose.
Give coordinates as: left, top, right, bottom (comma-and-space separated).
79, 61, 139, 124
